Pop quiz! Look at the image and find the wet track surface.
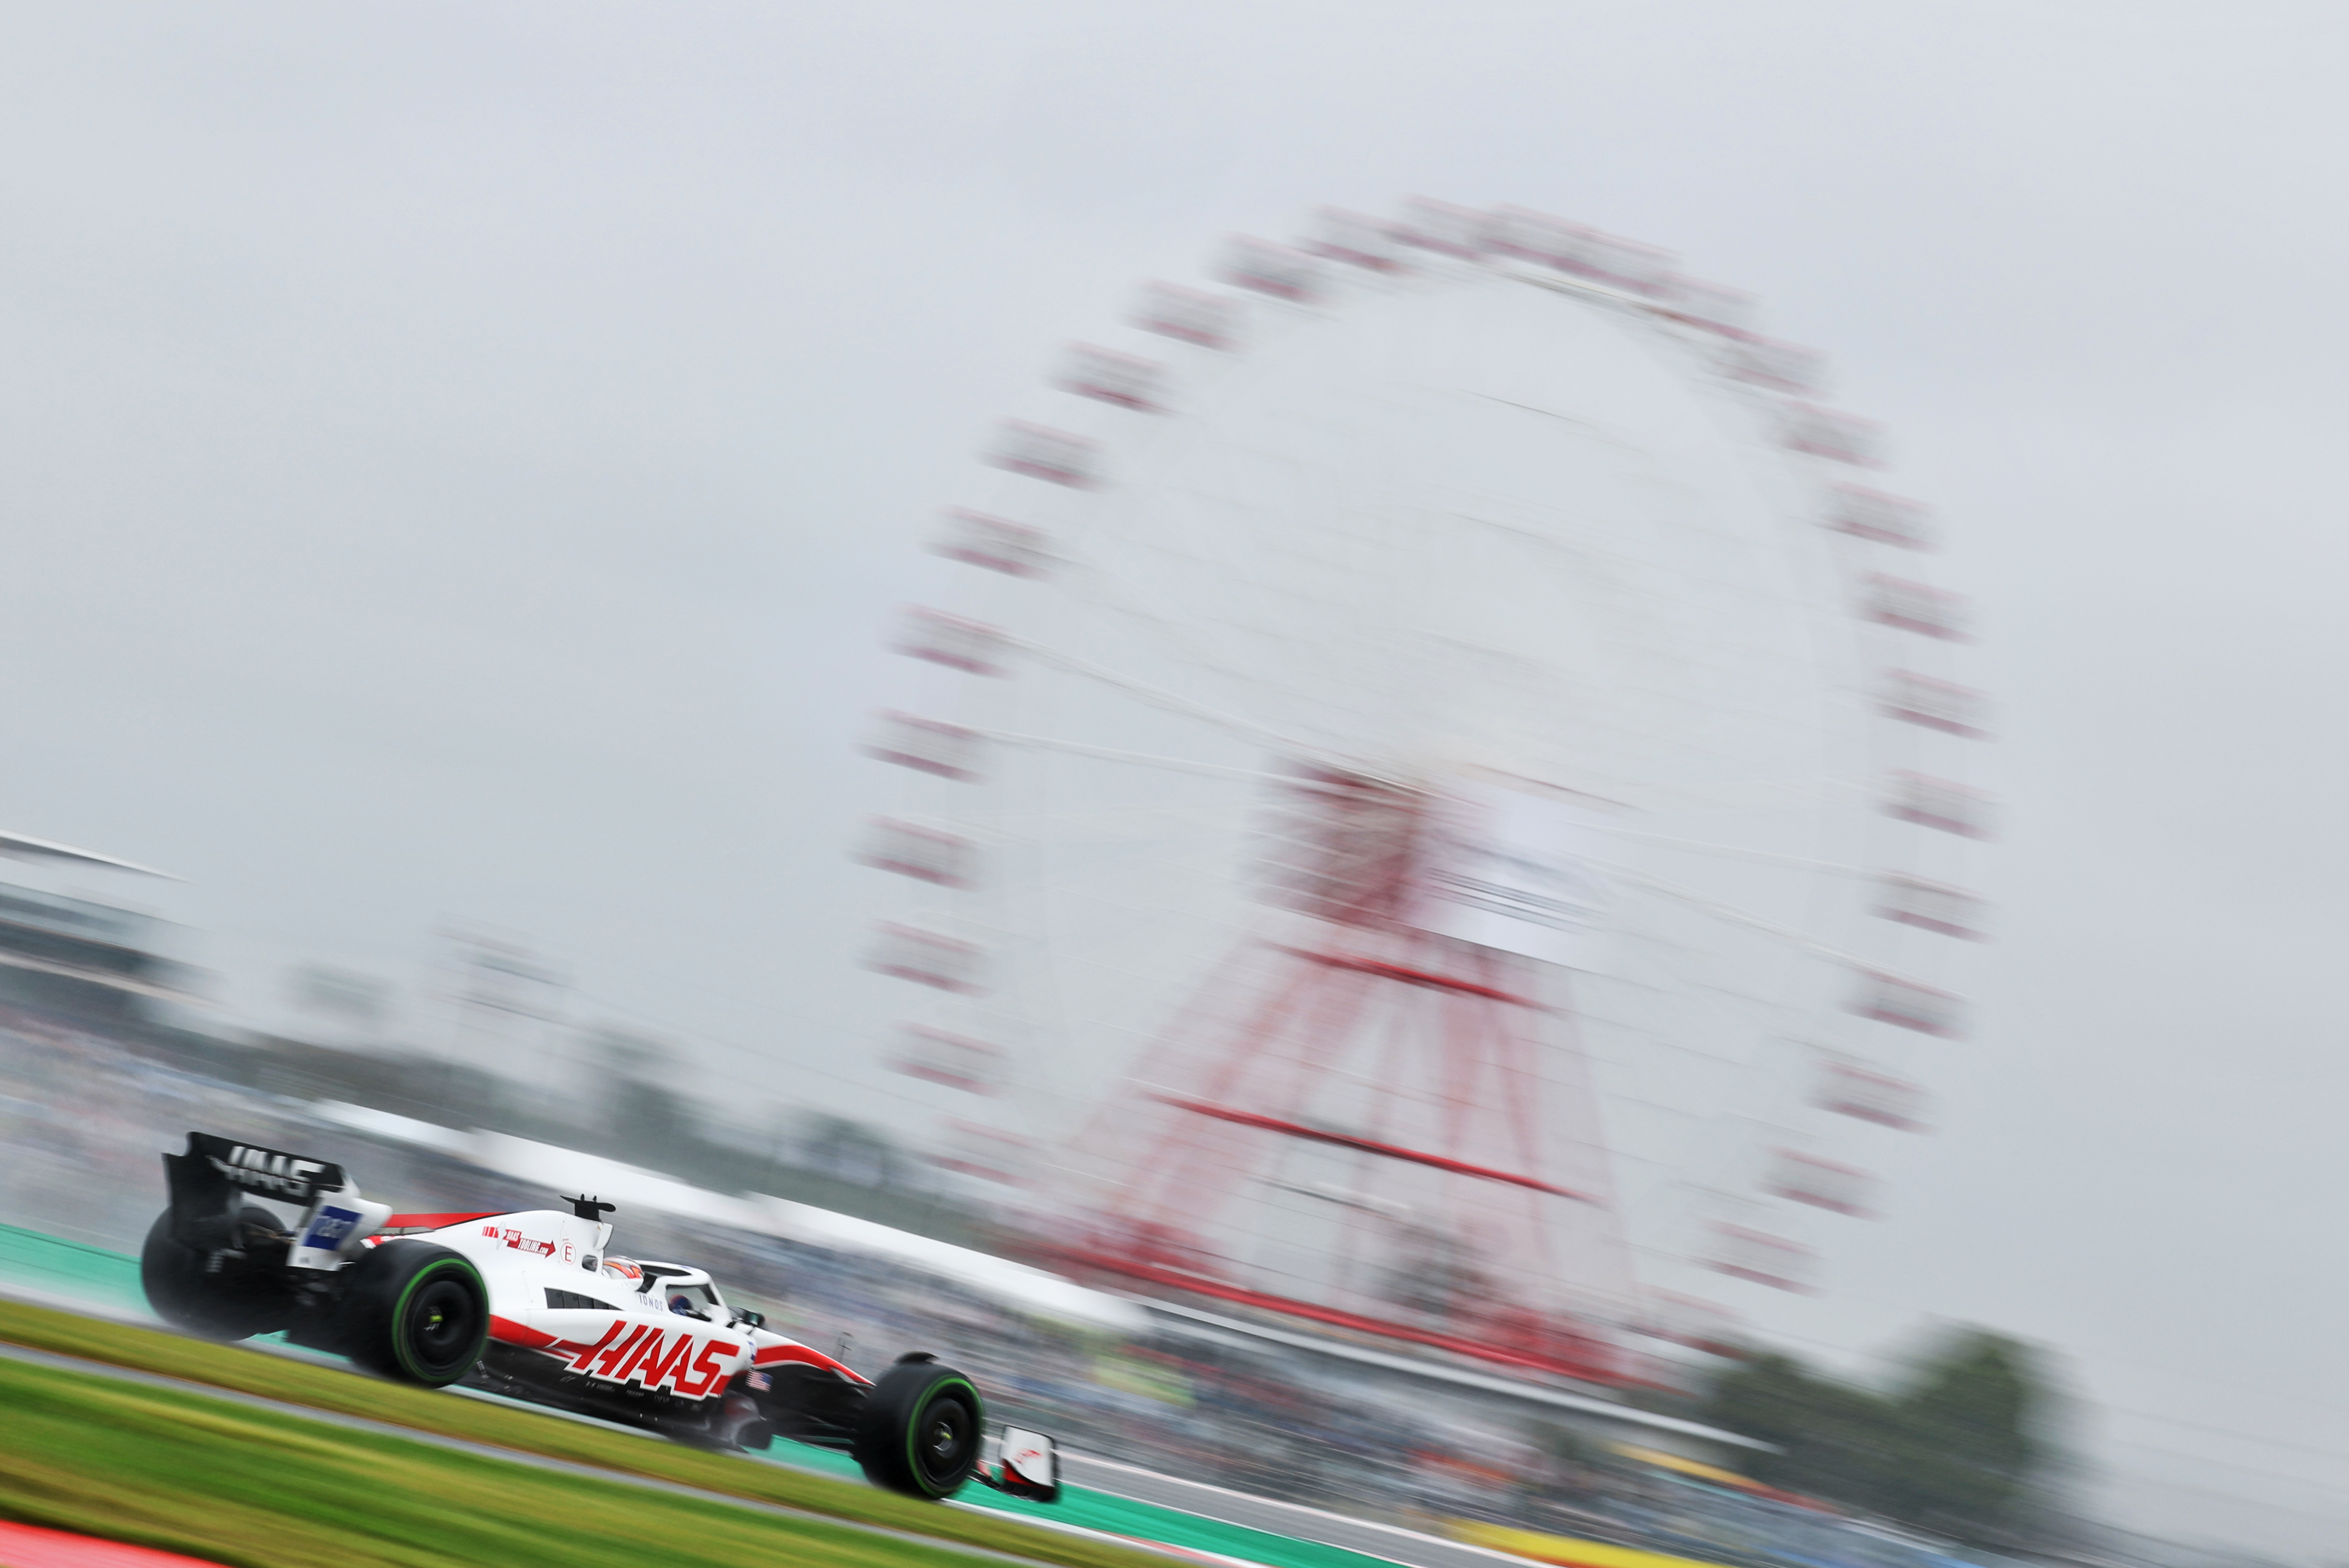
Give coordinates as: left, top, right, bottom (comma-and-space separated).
1058, 1454, 1516, 1568
1, 1262, 1518, 1568
0, 1337, 1090, 1568
0, 1322, 1496, 1568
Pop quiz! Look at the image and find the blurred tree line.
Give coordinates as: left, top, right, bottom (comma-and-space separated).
1697, 1330, 2055, 1547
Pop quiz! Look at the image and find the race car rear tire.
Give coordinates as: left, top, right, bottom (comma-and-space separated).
853, 1360, 984, 1500
339, 1240, 488, 1387
139, 1205, 293, 1341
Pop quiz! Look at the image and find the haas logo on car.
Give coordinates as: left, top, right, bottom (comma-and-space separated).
207, 1146, 328, 1198
566, 1321, 739, 1400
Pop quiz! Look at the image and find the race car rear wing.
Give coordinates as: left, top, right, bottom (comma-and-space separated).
163, 1131, 388, 1265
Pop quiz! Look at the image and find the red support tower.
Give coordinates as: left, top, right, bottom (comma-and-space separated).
1035, 773, 1641, 1387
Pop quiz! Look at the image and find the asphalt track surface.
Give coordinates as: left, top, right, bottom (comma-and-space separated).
1056, 1455, 1521, 1568
429, 1357, 1523, 1568
0, 1330, 1518, 1568
0, 1226, 1521, 1568
447, 1360, 1524, 1568
0, 1338, 1092, 1568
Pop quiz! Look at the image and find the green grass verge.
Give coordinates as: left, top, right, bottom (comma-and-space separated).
0, 1352, 990, 1568
0, 1299, 1161, 1568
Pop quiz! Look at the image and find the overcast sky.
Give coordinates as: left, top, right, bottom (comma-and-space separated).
5, 1, 2349, 1555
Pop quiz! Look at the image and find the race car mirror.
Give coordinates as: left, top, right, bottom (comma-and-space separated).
982, 1427, 1060, 1503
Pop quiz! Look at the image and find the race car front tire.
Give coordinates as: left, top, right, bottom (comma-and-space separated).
139, 1205, 293, 1341
853, 1359, 984, 1500
339, 1240, 489, 1387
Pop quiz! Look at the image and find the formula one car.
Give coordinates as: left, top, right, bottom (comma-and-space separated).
139, 1132, 1059, 1503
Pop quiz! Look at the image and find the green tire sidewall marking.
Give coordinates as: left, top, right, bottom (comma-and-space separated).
391, 1256, 487, 1381
907, 1376, 981, 1496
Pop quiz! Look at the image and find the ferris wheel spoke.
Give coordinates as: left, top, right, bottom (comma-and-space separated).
1005, 635, 1371, 777
1054, 544, 1273, 701
979, 729, 1346, 789
974, 837, 1259, 954
986, 798, 1269, 829
1608, 831, 1882, 878
1596, 939, 1812, 1053
1609, 866, 1941, 992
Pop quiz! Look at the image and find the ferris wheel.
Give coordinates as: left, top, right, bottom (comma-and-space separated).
856, 198, 1987, 1384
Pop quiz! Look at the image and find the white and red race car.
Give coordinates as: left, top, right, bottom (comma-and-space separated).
140, 1131, 1059, 1503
